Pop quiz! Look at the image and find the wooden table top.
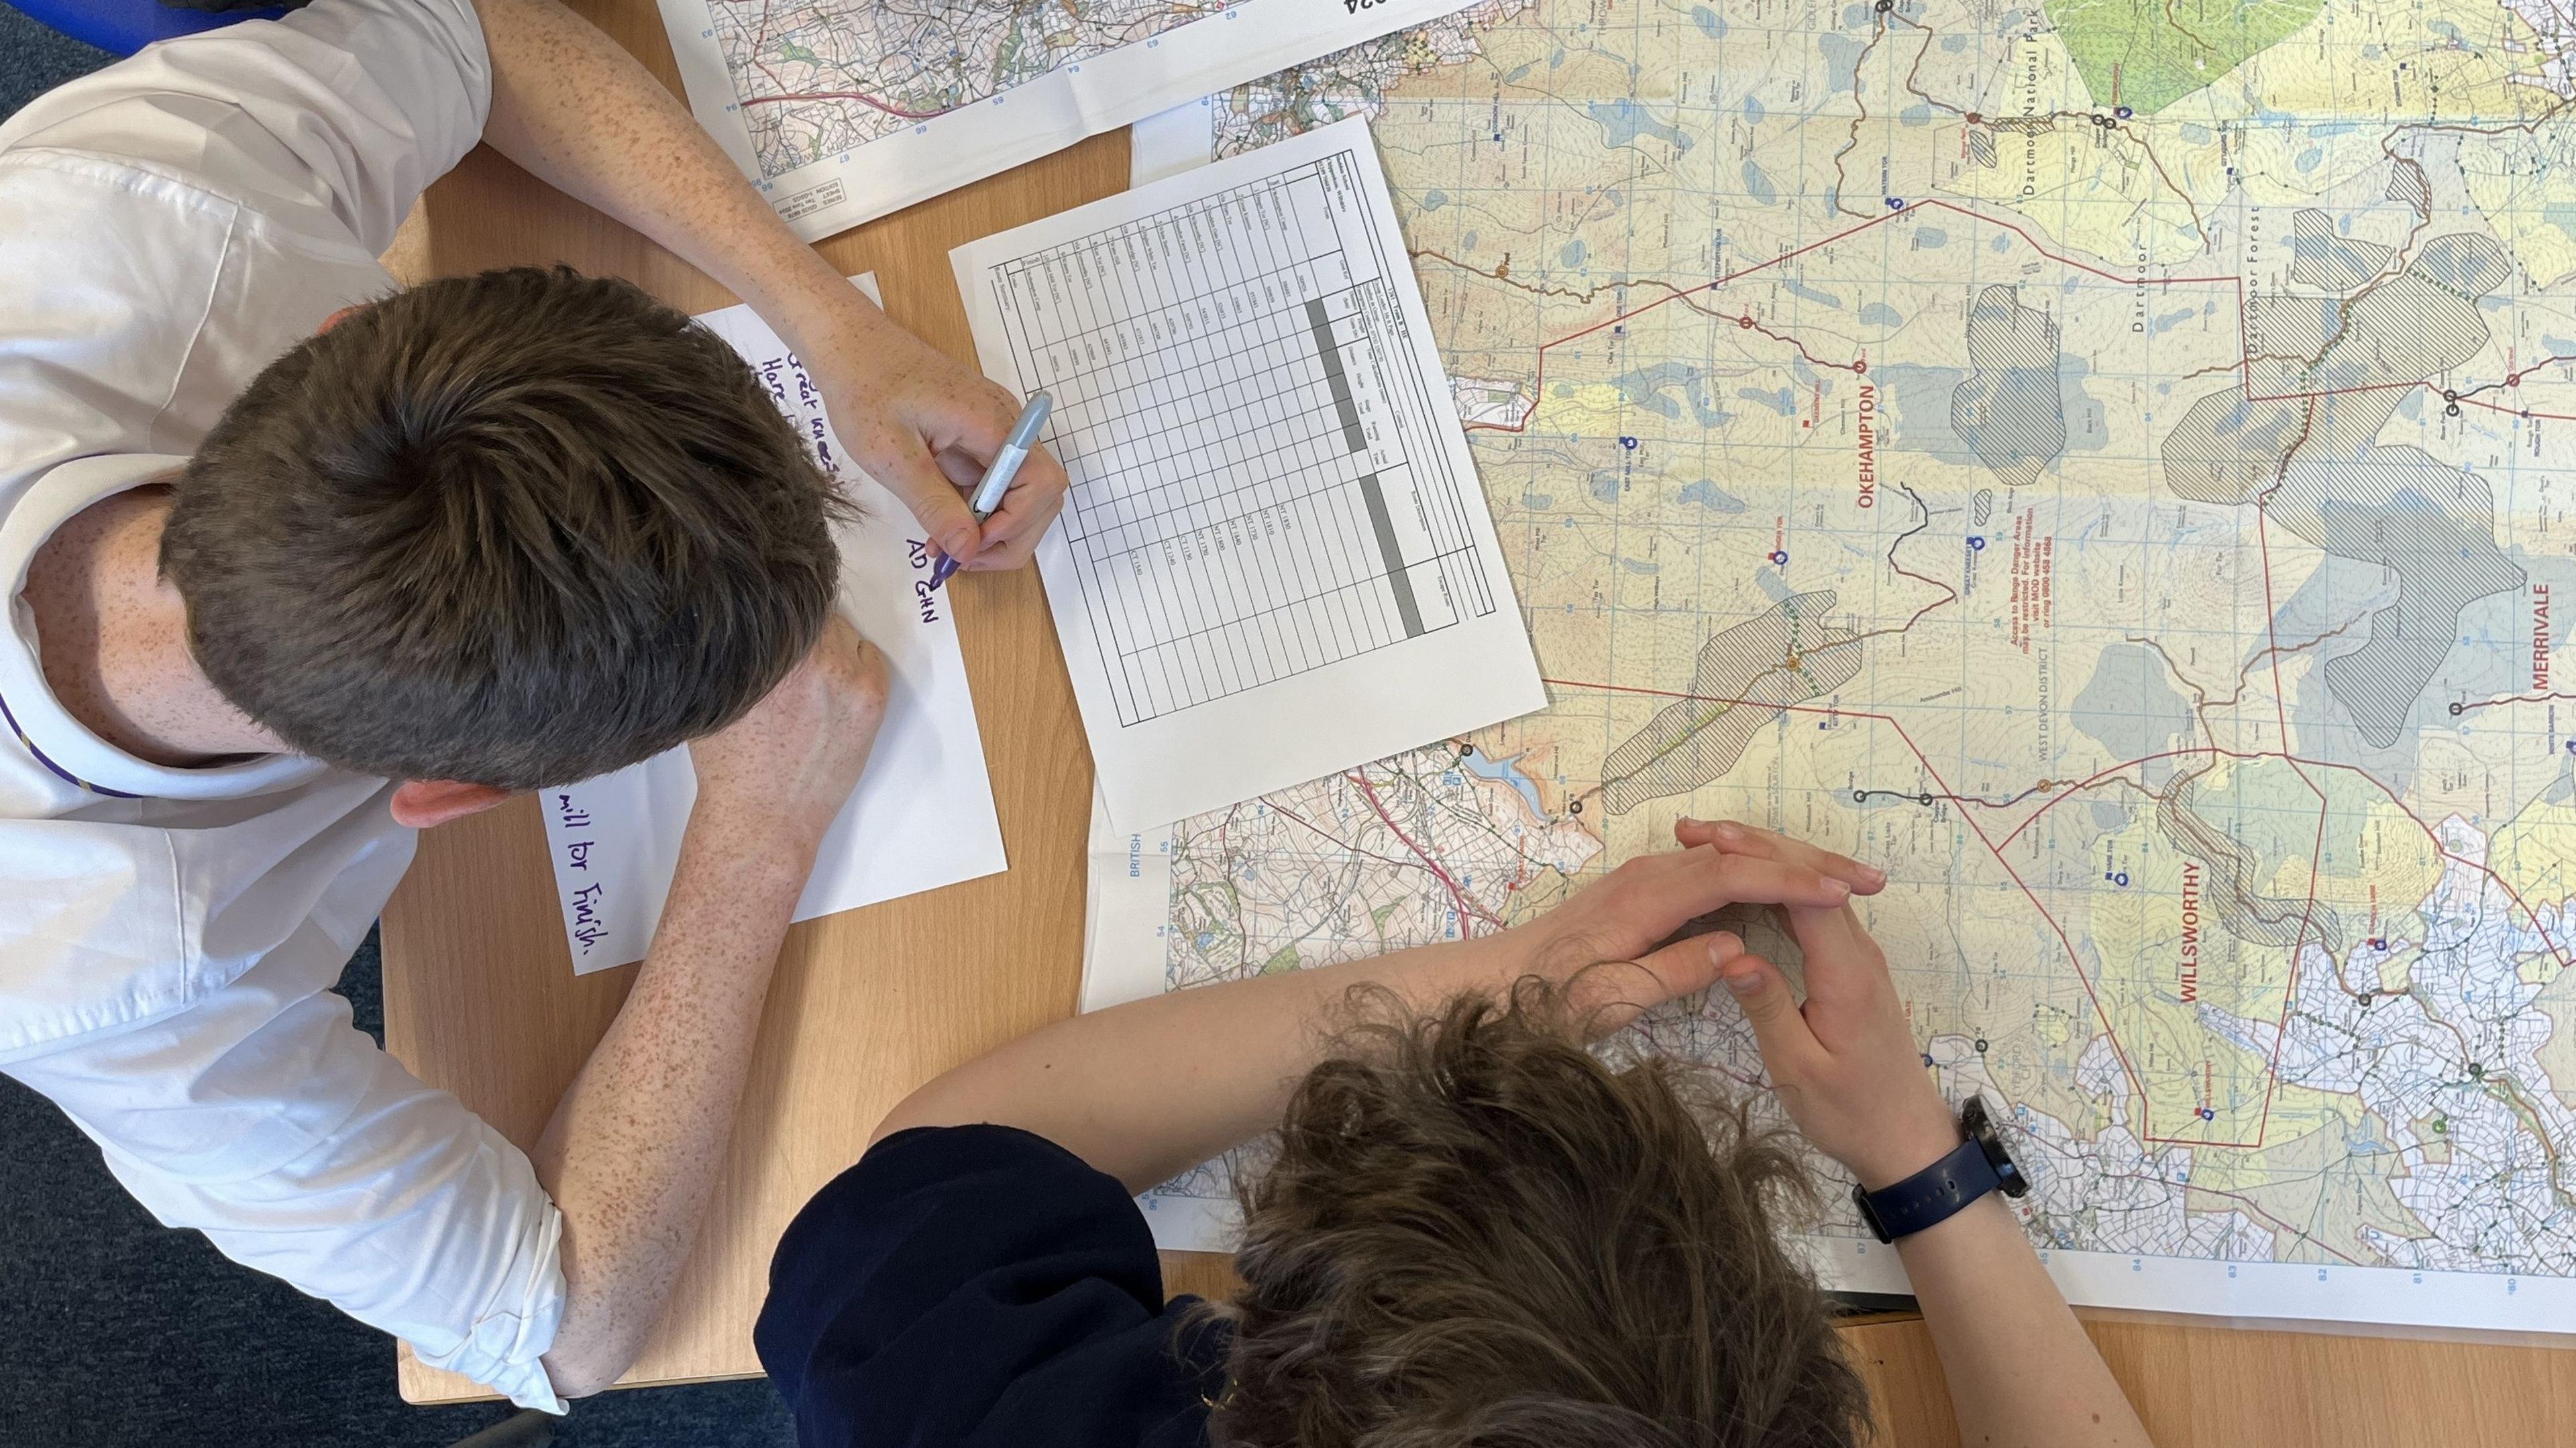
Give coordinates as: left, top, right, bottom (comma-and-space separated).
375, 4, 2576, 1441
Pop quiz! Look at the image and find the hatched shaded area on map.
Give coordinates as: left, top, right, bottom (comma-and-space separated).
1599, 590, 1862, 815
2160, 231, 2526, 748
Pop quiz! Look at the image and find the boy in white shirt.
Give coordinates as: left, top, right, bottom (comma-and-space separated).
0, 0, 1065, 1410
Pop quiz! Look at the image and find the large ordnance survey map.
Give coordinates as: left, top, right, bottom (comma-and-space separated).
1089, 0, 2576, 1333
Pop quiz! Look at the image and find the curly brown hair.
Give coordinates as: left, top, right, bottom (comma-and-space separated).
1206, 979, 1869, 1448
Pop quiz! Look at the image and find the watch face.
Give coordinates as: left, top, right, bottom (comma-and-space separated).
1849, 1183, 1896, 1244
1964, 1097, 2032, 1198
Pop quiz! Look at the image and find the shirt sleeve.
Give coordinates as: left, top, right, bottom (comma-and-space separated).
3, 952, 568, 1412
0, 0, 489, 254
755, 1125, 1226, 1448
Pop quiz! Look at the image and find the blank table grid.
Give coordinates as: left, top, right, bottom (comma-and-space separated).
996, 156, 1499, 726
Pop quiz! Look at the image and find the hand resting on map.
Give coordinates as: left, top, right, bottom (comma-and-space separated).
1496, 815, 1954, 1188
1668, 818, 1961, 1188
1673, 820, 2154, 1448
1497, 819, 1886, 1032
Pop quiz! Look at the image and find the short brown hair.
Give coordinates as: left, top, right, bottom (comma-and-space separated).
164, 266, 842, 789
1211, 981, 1869, 1448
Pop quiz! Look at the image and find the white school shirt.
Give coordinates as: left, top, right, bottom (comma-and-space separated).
0, 0, 569, 1412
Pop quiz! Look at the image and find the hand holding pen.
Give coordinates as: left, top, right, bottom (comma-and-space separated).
928, 391, 1052, 591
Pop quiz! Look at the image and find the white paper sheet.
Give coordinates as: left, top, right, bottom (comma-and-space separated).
953, 117, 1544, 833
1128, 97, 1219, 188
1079, 789, 1175, 1015
653, 0, 1485, 243
541, 278, 1006, 973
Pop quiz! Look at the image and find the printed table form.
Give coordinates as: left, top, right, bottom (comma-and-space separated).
955, 117, 1542, 831
1018, 174, 1481, 724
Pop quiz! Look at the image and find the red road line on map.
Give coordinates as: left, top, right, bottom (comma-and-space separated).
744, 0, 800, 115
736, 90, 953, 119
1465, 197, 2576, 434
2145, 1177, 2367, 1265
1348, 769, 1499, 933
1997, 750, 2198, 849
1739, 315, 1866, 375
728, 0, 950, 127
2457, 689, 2576, 715
1880, 484, 1962, 626
1260, 797, 1451, 893
1538, 675, 2576, 1148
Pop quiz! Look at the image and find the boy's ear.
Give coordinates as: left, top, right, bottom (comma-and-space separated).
388, 779, 515, 829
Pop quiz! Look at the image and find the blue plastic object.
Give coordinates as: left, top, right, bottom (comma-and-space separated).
14, 0, 292, 58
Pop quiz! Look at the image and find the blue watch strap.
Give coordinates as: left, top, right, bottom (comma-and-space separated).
1851, 1136, 2003, 1243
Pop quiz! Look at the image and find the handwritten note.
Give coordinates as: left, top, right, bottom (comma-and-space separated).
538, 276, 1006, 972
551, 791, 608, 955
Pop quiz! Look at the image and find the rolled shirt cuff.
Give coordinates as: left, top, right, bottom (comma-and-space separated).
409, 1199, 571, 1414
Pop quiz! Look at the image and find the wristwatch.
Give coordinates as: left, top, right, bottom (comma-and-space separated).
1851, 1097, 2029, 1243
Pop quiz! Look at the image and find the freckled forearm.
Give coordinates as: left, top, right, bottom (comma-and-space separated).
533, 809, 815, 1395
468, 0, 879, 343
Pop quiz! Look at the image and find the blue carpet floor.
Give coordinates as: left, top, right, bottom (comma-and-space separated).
0, 10, 798, 1444
1, 4, 110, 115
0, 930, 798, 1447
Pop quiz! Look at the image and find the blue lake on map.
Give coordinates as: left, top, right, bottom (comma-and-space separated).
1458, 747, 1550, 818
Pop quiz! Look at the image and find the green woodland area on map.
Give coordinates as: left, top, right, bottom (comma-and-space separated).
2047, 0, 2326, 116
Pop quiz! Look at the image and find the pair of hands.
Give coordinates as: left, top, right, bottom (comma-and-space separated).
1511, 819, 1963, 1190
